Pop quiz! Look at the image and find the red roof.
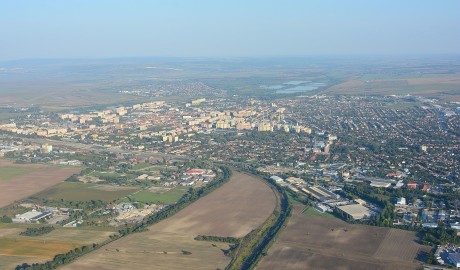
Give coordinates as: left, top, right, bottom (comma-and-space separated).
184, 169, 204, 175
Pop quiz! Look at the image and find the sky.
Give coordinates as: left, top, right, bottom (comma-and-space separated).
1, 0, 459, 60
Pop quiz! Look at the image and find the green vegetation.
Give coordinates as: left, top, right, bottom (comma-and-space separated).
33, 182, 138, 202
302, 206, 334, 218
124, 186, 187, 204
194, 235, 239, 244
0, 215, 12, 223
0, 166, 40, 182
20, 226, 55, 237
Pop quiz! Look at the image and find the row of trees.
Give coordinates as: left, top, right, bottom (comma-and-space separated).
16, 244, 98, 270
20, 226, 55, 236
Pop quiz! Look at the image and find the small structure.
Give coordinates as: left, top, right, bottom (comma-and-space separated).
315, 203, 329, 213
396, 197, 406, 205
270, 176, 284, 183
407, 182, 418, 189
12, 210, 52, 223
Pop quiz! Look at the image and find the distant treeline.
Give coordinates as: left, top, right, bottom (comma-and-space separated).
20, 226, 55, 237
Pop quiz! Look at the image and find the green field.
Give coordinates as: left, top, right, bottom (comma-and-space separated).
131, 163, 152, 170
0, 166, 41, 182
302, 206, 334, 218
34, 182, 139, 202
124, 186, 188, 204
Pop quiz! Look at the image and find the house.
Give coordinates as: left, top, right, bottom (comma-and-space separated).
421, 184, 430, 191
407, 182, 418, 189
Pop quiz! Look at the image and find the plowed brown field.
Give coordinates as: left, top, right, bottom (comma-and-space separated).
257, 205, 431, 270
0, 159, 80, 207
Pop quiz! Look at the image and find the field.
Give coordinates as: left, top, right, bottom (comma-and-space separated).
63, 171, 277, 270
34, 182, 139, 202
0, 225, 114, 269
323, 76, 460, 101
0, 159, 80, 208
257, 205, 431, 270
123, 186, 188, 204
0, 166, 41, 182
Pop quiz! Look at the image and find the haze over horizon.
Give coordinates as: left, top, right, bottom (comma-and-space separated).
1, 0, 460, 61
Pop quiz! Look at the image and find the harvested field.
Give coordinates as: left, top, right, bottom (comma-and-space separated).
0, 238, 84, 258
0, 256, 47, 270
63, 171, 277, 270
0, 159, 80, 207
0, 226, 115, 269
257, 205, 431, 270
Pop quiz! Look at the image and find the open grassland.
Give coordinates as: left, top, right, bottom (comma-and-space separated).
324, 76, 460, 101
63, 171, 277, 270
302, 206, 335, 218
124, 186, 188, 204
257, 205, 431, 270
34, 182, 138, 202
0, 159, 80, 208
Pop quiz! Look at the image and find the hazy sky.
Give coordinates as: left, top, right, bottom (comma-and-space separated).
1, 0, 459, 60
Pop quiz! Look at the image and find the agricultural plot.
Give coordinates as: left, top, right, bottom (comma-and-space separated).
0, 225, 115, 269
63, 171, 277, 270
124, 186, 188, 204
323, 76, 460, 101
257, 205, 431, 270
0, 159, 80, 208
0, 166, 41, 182
33, 182, 138, 202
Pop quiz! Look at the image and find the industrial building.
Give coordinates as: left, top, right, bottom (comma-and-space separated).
12, 210, 52, 223
337, 204, 374, 220
301, 185, 338, 201
448, 252, 460, 268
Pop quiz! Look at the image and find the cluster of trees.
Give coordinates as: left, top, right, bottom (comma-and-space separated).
0, 215, 12, 223
16, 244, 98, 270
421, 223, 460, 246
20, 226, 55, 236
194, 235, 239, 244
